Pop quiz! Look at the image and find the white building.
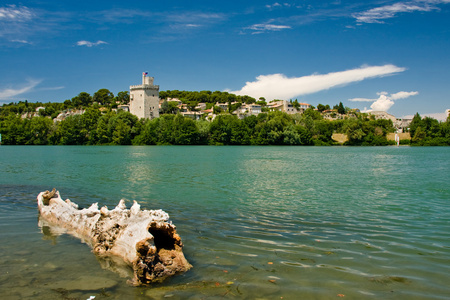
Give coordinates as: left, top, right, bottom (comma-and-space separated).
129, 72, 160, 119
268, 100, 311, 114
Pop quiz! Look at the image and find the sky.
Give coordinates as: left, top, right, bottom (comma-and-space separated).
0, 0, 449, 120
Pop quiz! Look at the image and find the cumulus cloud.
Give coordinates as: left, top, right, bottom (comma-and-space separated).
76, 40, 108, 47
349, 91, 418, 112
0, 79, 42, 100
230, 64, 406, 101
353, 0, 450, 23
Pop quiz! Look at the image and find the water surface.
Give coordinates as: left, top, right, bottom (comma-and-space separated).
0, 146, 449, 299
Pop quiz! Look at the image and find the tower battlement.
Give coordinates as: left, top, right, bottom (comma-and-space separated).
130, 84, 159, 90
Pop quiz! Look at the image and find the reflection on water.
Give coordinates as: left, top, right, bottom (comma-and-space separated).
0, 147, 449, 299
38, 215, 135, 280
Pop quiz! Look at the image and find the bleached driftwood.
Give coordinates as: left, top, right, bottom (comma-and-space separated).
37, 189, 192, 285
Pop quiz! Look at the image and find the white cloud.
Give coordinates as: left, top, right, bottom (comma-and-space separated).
0, 5, 33, 21
266, 2, 292, 9
353, 1, 450, 23
349, 90, 418, 112
76, 40, 108, 47
230, 64, 406, 101
39, 86, 65, 91
0, 79, 42, 100
0, 5, 35, 40
11, 39, 32, 44
247, 23, 291, 33
166, 12, 225, 27
370, 94, 395, 111
390, 91, 419, 100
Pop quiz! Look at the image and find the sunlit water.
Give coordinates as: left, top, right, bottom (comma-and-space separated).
0, 146, 449, 299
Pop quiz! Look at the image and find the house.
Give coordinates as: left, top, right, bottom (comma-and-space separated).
195, 103, 207, 111
322, 109, 341, 120
298, 102, 311, 112
179, 104, 189, 112
117, 105, 129, 112
166, 98, 182, 106
215, 102, 228, 111
181, 111, 202, 120
247, 104, 262, 115
268, 100, 311, 114
268, 101, 284, 112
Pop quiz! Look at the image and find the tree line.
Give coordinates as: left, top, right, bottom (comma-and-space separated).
1, 89, 449, 146
408, 113, 450, 146
0, 107, 416, 146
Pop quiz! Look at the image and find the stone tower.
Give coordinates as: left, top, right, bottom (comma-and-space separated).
129, 72, 160, 119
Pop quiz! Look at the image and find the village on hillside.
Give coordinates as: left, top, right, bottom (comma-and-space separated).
2, 72, 449, 146
115, 72, 414, 133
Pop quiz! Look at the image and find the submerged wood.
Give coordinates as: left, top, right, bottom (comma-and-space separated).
37, 189, 192, 286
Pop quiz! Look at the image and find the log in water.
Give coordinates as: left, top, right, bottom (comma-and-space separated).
37, 189, 192, 286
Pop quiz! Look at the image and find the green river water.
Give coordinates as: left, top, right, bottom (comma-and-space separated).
0, 146, 449, 299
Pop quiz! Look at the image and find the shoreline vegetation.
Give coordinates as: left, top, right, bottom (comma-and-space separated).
1, 89, 449, 146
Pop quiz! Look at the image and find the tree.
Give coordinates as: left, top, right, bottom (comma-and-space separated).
93, 89, 114, 106
213, 105, 223, 114
172, 114, 199, 145
160, 100, 170, 114
409, 113, 422, 137
78, 92, 93, 106
302, 108, 322, 120
256, 100, 267, 106
337, 102, 345, 114
228, 102, 242, 113
187, 101, 199, 111
343, 119, 365, 145
28, 117, 54, 145
412, 126, 426, 144
115, 91, 130, 105
317, 103, 330, 112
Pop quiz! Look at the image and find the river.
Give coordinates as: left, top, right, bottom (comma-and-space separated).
0, 146, 449, 299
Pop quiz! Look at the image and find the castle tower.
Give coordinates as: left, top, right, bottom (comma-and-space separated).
129, 72, 160, 119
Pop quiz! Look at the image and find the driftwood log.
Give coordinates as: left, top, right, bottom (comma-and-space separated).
37, 189, 192, 285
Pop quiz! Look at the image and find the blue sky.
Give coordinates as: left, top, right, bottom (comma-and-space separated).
1, 0, 449, 119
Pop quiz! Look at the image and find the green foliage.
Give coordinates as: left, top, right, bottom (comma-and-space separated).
93, 89, 114, 106
336, 102, 346, 114
160, 100, 170, 114
0, 114, 54, 145
71, 92, 93, 108
317, 103, 330, 112
340, 117, 395, 146
115, 91, 130, 105
160, 100, 179, 115
159, 90, 256, 105
408, 113, 450, 145
2, 88, 448, 146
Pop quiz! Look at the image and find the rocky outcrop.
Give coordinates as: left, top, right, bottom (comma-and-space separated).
37, 189, 192, 286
